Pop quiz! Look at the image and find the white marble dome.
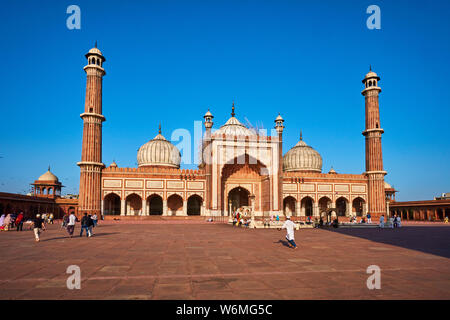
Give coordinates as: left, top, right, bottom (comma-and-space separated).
38, 168, 59, 182
88, 47, 103, 56
283, 136, 322, 173
213, 116, 256, 137
137, 131, 181, 168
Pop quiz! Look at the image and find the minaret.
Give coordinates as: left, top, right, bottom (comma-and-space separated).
275, 113, 284, 215
77, 44, 106, 215
361, 68, 386, 218
203, 108, 214, 215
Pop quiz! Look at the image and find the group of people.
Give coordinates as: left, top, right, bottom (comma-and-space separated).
379, 214, 402, 228
262, 214, 281, 227
349, 213, 373, 224
0, 210, 100, 242
231, 209, 253, 228
62, 212, 98, 238
0, 212, 56, 233
27, 212, 100, 242
0, 212, 26, 231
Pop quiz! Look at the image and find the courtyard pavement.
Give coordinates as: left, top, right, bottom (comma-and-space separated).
0, 222, 449, 300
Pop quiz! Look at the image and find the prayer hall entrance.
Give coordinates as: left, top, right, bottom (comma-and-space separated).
228, 187, 250, 213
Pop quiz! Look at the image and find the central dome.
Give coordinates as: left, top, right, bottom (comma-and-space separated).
213, 116, 256, 137
212, 103, 256, 137
283, 134, 322, 173
137, 127, 181, 168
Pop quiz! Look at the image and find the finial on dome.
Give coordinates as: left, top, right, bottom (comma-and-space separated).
231, 101, 235, 117
300, 130, 303, 141
158, 122, 161, 134
369, 64, 372, 71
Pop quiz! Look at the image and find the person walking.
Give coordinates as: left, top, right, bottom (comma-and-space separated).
61, 213, 69, 229
91, 213, 98, 228
16, 212, 24, 231
379, 214, 385, 228
67, 212, 77, 238
80, 213, 91, 237
87, 214, 94, 236
279, 216, 297, 249
33, 214, 46, 242
367, 213, 372, 224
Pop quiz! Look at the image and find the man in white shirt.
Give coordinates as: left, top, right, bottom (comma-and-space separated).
67, 212, 77, 238
379, 215, 385, 228
280, 216, 297, 249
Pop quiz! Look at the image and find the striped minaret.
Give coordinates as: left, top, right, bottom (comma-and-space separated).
203, 109, 214, 215
361, 68, 386, 218
77, 44, 106, 215
275, 113, 284, 215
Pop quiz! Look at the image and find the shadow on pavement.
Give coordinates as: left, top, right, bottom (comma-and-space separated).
275, 239, 292, 248
321, 226, 450, 259
40, 232, 118, 242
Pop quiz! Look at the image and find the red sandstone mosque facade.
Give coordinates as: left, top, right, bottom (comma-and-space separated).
76, 46, 392, 220
2, 46, 449, 222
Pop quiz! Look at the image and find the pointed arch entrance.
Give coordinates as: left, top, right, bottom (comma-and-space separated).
301, 196, 314, 217
104, 193, 120, 215
352, 197, 365, 217
147, 194, 163, 215
221, 153, 270, 215
126, 193, 142, 216
187, 195, 203, 215
228, 187, 250, 213
167, 194, 183, 216
283, 196, 296, 216
336, 197, 348, 217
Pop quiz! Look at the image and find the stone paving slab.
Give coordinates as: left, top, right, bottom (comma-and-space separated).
0, 223, 449, 299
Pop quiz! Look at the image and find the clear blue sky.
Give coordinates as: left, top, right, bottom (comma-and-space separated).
0, 0, 449, 200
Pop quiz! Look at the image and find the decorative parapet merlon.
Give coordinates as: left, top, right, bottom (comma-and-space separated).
102, 165, 206, 177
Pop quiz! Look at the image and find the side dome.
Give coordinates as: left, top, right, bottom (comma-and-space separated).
283, 134, 322, 173
137, 127, 181, 168
38, 167, 59, 182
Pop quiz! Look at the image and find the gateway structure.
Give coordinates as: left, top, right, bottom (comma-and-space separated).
77, 46, 391, 219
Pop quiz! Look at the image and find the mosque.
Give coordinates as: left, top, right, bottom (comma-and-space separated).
77, 45, 393, 220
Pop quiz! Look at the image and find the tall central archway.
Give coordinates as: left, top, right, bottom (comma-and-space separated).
228, 187, 250, 213
221, 153, 270, 215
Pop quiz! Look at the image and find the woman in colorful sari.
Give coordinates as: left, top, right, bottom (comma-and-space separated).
0, 214, 5, 231
3, 214, 12, 231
